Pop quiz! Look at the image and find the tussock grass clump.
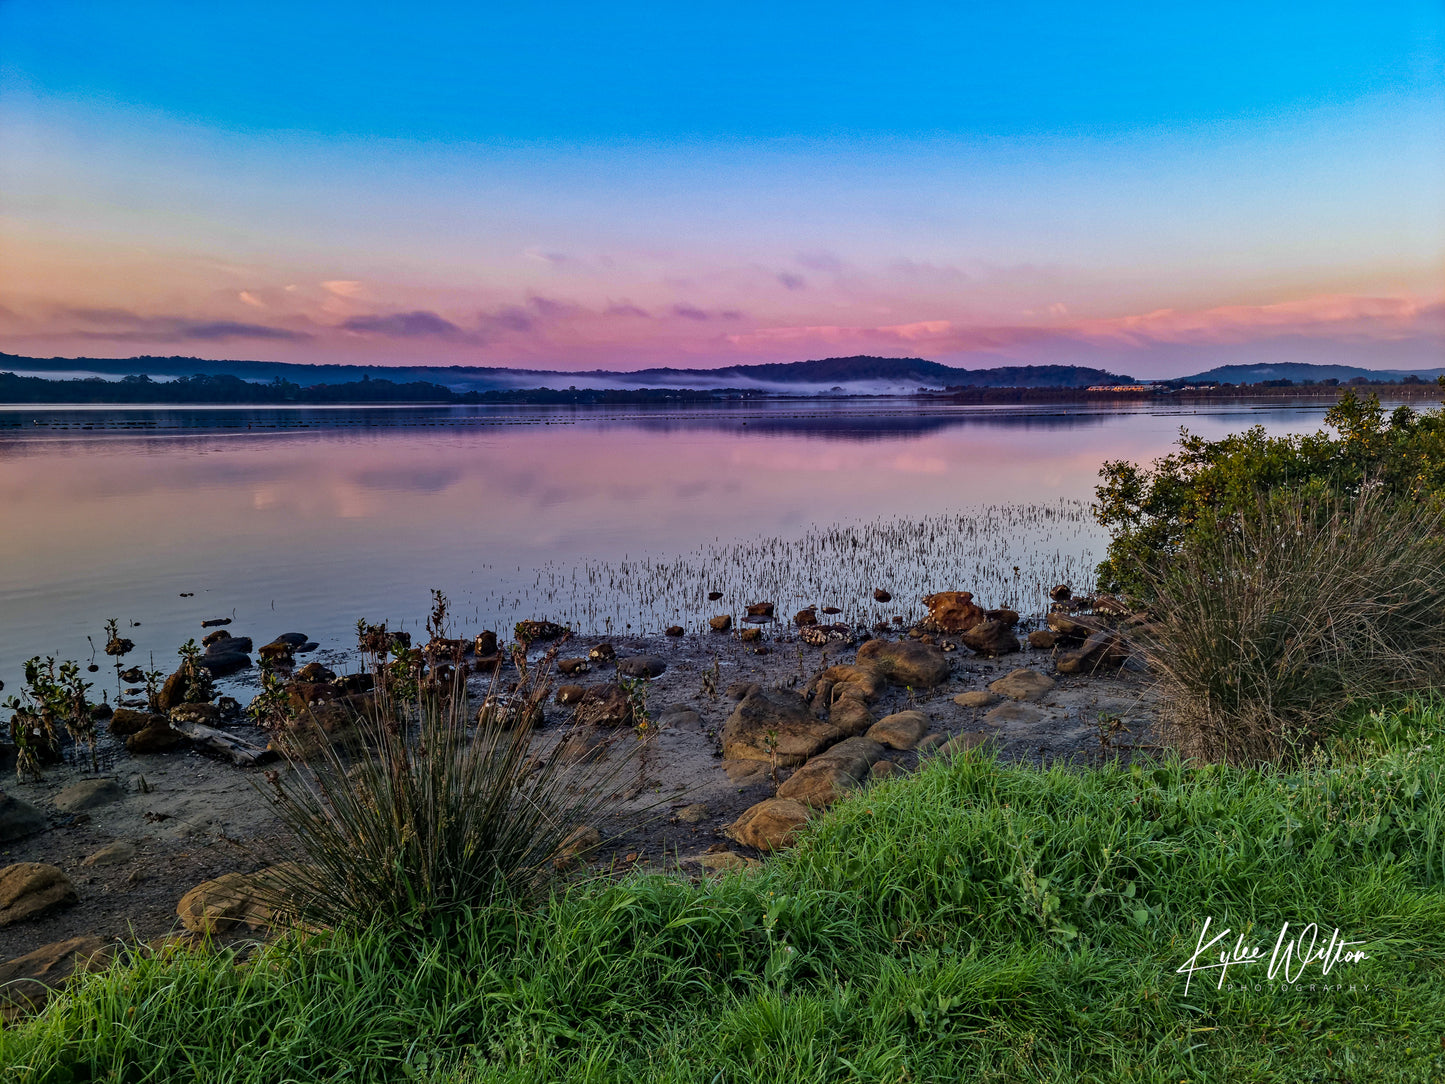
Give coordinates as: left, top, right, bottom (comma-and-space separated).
1140, 491, 1445, 764
260, 672, 640, 932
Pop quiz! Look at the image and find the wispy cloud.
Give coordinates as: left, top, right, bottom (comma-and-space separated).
340, 310, 463, 337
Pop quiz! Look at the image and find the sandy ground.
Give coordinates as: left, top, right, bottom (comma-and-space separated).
0, 626, 1158, 959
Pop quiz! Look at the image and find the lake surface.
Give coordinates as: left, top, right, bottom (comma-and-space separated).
0, 398, 1357, 696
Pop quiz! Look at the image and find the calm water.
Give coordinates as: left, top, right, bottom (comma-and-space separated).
0, 398, 1352, 695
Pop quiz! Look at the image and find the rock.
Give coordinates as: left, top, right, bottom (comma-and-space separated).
0, 863, 78, 926
855, 639, 951, 689
657, 707, 703, 732
201, 629, 232, 647
724, 759, 770, 783
1093, 593, 1132, 616
1028, 630, 1061, 650
867, 710, 928, 750
725, 798, 811, 852
515, 620, 567, 644
675, 803, 709, 824
922, 591, 986, 633
960, 619, 1021, 657
1056, 630, 1130, 675
200, 650, 252, 676
707, 590, 723, 601
616, 656, 667, 679
722, 687, 843, 766
0, 795, 46, 843
822, 606, 842, 615
176, 866, 297, 934
938, 731, 1000, 757
915, 733, 950, 754
589, 643, 616, 661
206, 636, 252, 655
557, 658, 590, 675
829, 699, 874, 737
794, 608, 818, 627
53, 778, 125, 813
1050, 584, 1072, 602
572, 685, 634, 727
708, 615, 733, 632
555, 684, 586, 706
170, 702, 220, 727
126, 723, 189, 755
474, 631, 498, 657
0, 936, 110, 1021
727, 681, 760, 700
664, 625, 684, 637
988, 669, 1056, 702
155, 669, 188, 712
294, 662, 335, 683
983, 701, 1050, 727
108, 707, 159, 736
1046, 612, 1105, 640
553, 825, 602, 870
257, 641, 296, 664
807, 664, 886, 707
776, 737, 884, 808
954, 690, 1000, 708
81, 841, 137, 867
800, 624, 851, 647
870, 760, 901, 781
89, 702, 113, 721
873, 588, 892, 603
745, 602, 775, 619
270, 633, 310, 647
200, 617, 231, 628
985, 608, 1020, 627
739, 627, 762, 642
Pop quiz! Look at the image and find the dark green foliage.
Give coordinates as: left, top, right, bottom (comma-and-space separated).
1094, 387, 1445, 595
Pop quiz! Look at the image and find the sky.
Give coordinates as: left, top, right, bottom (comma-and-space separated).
1, 1, 1443, 377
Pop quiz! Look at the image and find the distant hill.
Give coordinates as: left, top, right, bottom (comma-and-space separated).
1173, 362, 1445, 386
0, 352, 1134, 395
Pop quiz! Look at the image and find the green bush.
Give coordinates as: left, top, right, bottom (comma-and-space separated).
1094, 387, 1445, 595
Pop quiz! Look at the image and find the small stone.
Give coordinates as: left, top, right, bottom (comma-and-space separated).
987, 669, 1056, 702
616, 656, 667, 679
81, 841, 137, 868
915, 732, 950, 754
873, 588, 892, 603
829, 699, 874, 737
588, 643, 616, 661
557, 658, 590, 675
0, 794, 46, 843
664, 625, 684, 637
867, 710, 927, 750
556, 685, 587, 705
0, 863, 78, 927
553, 825, 603, 870
53, 778, 125, 814
675, 803, 709, 824
1028, 630, 1061, 650
938, 732, 999, 757
739, 627, 762, 642
983, 701, 1049, 727
709, 615, 733, 632
953, 690, 1000, 709
869, 760, 900, 781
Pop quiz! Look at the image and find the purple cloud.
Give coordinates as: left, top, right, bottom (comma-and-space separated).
776, 272, 807, 291
341, 311, 462, 337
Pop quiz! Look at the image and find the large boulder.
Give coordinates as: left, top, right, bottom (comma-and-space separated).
126, 723, 189, 755
725, 798, 811, 852
176, 865, 301, 934
722, 687, 842, 766
960, 619, 1020, 657
828, 699, 874, 737
0, 863, 78, 927
807, 664, 886, 707
867, 710, 928, 750
854, 640, 951, 689
988, 669, 1056, 702
1056, 630, 1130, 675
109, 707, 161, 737
776, 737, 885, 808
0, 794, 46, 843
922, 591, 986, 633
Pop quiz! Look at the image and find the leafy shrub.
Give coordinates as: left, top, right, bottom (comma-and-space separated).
1137, 490, 1445, 764
1095, 388, 1445, 595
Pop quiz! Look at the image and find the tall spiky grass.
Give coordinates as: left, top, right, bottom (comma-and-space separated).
260, 669, 643, 931
1140, 489, 1445, 764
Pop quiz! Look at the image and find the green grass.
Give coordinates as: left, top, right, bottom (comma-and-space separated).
6, 697, 1445, 1082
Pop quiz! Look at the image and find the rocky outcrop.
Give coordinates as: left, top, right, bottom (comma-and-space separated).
987, 669, 1056, 702
855, 639, 951, 689
866, 710, 928, 750
776, 737, 884, 808
722, 687, 842, 766
725, 798, 811, 852
0, 863, 78, 926
922, 591, 985, 633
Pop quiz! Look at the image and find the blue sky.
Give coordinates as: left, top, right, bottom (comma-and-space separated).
1, 1, 1442, 374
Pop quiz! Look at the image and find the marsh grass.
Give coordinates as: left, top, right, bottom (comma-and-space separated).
8, 697, 1445, 1081
1140, 490, 1445, 765
257, 666, 649, 933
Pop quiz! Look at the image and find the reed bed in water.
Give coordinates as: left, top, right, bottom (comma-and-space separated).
468, 499, 1100, 636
